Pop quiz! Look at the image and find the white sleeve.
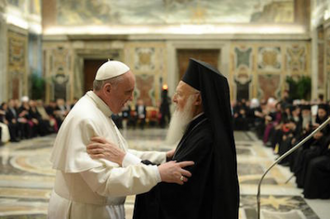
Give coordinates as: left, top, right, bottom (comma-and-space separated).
128, 149, 166, 164
122, 153, 141, 167
80, 163, 161, 197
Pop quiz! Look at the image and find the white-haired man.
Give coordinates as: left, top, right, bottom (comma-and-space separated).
47, 60, 194, 219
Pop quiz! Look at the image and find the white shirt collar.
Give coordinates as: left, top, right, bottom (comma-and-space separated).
86, 91, 113, 117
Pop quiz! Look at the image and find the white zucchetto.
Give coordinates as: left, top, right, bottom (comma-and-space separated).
95, 60, 130, 80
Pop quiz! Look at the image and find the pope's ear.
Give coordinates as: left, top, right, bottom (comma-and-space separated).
103, 83, 112, 94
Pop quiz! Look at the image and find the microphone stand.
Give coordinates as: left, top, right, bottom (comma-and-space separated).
256, 117, 330, 219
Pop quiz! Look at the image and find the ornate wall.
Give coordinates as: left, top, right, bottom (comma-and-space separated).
7, 27, 28, 100
0, 1, 7, 102
42, 42, 73, 102
42, 40, 167, 105
326, 26, 330, 100
230, 42, 310, 101
42, 38, 311, 104
124, 42, 167, 106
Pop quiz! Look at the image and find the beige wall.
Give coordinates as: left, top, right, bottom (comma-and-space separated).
42, 37, 311, 104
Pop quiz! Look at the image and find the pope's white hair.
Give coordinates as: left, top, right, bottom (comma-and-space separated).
93, 74, 125, 91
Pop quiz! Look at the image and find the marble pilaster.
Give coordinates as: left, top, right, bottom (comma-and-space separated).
0, 0, 7, 102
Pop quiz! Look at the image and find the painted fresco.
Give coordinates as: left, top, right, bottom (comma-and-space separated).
135, 74, 155, 106
134, 48, 156, 72
318, 43, 324, 89
50, 47, 71, 75
257, 47, 282, 72
258, 74, 281, 100
286, 45, 306, 73
8, 30, 27, 99
234, 46, 253, 71
56, 0, 294, 25
8, 0, 41, 15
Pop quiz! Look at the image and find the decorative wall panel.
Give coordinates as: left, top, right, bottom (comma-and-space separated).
50, 47, 71, 75
257, 47, 281, 72
134, 48, 156, 72
318, 43, 324, 89
230, 42, 311, 101
286, 45, 306, 73
125, 42, 167, 106
258, 74, 281, 101
135, 74, 155, 106
234, 46, 253, 71
7, 30, 27, 99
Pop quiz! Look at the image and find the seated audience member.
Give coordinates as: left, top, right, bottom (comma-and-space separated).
55, 98, 69, 128
121, 102, 131, 130
0, 103, 10, 143
303, 140, 330, 199
29, 100, 52, 136
293, 104, 330, 188
36, 100, 57, 133
6, 99, 26, 140
17, 97, 34, 138
263, 99, 282, 147
246, 98, 262, 130
233, 99, 248, 131
135, 99, 146, 130
45, 100, 61, 132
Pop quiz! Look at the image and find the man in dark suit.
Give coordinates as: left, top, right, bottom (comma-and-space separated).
135, 99, 147, 130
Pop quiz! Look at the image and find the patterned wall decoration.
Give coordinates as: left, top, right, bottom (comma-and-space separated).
125, 42, 167, 106
326, 39, 330, 99
232, 46, 253, 100
258, 74, 281, 101
257, 47, 281, 72
286, 45, 306, 73
318, 43, 324, 89
234, 46, 253, 71
7, 30, 27, 99
229, 42, 311, 101
134, 48, 156, 72
135, 74, 155, 106
50, 47, 71, 75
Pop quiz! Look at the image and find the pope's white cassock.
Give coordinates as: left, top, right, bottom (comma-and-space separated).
48, 91, 166, 219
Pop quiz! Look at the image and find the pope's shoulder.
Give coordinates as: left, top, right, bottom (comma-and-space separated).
65, 95, 105, 122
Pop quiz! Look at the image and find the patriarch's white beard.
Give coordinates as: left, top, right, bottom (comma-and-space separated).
165, 95, 195, 145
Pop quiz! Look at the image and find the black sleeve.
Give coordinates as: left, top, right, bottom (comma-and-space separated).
141, 160, 156, 165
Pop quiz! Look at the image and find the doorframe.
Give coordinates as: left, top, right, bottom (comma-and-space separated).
73, 49, 123, 98
166, 40, 229, 98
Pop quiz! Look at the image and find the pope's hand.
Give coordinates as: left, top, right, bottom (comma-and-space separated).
158, 161, 194, 185
87, 136, 125, 166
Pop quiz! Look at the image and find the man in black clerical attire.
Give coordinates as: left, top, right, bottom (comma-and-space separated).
133, 59, 240, 219
303, 136, 330, 199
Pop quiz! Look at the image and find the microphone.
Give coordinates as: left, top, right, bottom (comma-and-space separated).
256, 116, 330, 219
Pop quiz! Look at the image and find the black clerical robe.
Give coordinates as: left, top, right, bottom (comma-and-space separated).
303, 153, 330, 199
134, 114, 215, 219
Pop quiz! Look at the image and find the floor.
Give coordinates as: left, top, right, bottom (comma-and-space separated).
0, 129, 329, 219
